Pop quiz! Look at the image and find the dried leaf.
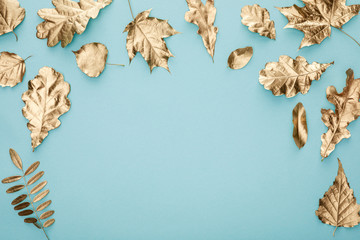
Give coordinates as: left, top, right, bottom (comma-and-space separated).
9, 148, 22, 170
11, 194, 27, 205
43, 219, 55, 228
27, 171, 44, 186
14, 202, 30, 210
30, 181, 47, 195
36, 200, 52, 212
185, 0, 218, 59
0, 0, 25, 40
241, 4, 276, 40
124, 9, 179, 72
292, 103, 308, 149
73, 42, 108, 77
259, 56, 333, 98
25, 161, 40, 176
321, 69, 360, 159
36, 0, 112, 47
33, 189, 49, 203
24, 218, 37, 224
6, 185, 24, 193
22, 67, 71, 151
227, 47, 253, 70
0, 52, 26, 87
18, 209, 33, 216
316, 159, 360, 235
277, 0, 360, 49
40, 210, 54, 220
2, 175, 22, 184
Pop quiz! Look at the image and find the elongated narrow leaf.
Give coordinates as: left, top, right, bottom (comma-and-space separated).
11, 194, 27, 205
25, 161, 40, 176
22, 67, 71, 151
27, 171, 44, 186
6, 185, 24, 193
2, 175, 22, 183
30, 181, 47, 195
292, 102, 308, 149
9, 148, 22, 170
36, 200, 52, 212
0, 0, 25, 40
0, 52, 26, 87
40, 210, 54, 220
18, 209, 33, 216
33, 189, 49, 203
228, 47, 253, 70
14, 202, 30, 210
316, 159, 360, 235
43, 218, 55, 228
24, 218, 37, 223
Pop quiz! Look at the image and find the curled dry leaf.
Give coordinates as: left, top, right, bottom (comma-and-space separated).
73, 42, 108, 77
22, 67, 71, 151
0, 0, 25, 40
292, 102, 307, 149
316, 159, 360, 235
124, 9, 179, 72
0, 52, 26, 87
321, 69, 360, 159
36, 0, 112, 47
277, 0, 360, 49
259, 56, 333, 98
241, 4, 276, 40
228, 47, 253, 70
185, 0, 218, 60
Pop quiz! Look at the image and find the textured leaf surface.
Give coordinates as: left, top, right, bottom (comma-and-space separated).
22, 67, 71, 151
11, 194, 27, 205
292, 102, 308, 149
27, 171, 44, 186
227, 47, 253, 70
241, 4, 275, 39
0, 0, 25, 39
0, 52, 26, 87
124, 9, 178, 72
33, 189, 49, 203
43, 218, 55, 228
36, 200, 52, 212
30, 181, 47, 195
321, 69, 360, 159
36, 0, 112, 47
18, 209, 33, 216
6, 185, 24, 193
24, 218, 37, 223
73, 42, 108, 77
259, 55, 333, 98
9, 148, 22, 170
14, 202, 30, 210
277, 0, 360, 48
25, 161, 40, 176
2, 175, 22, 183
40, 210, 54, 220
316, 159, 360, 235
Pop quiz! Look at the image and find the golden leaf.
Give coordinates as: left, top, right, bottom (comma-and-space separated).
241, 4, 276, 40
292, 102, 308, 149
0, 52, 26, 87
40, 210, 54, 220
9, 148, 22, 170
2, 175, 22, 183
227, 47, 253, 70
22, 67, 71, 151
321, 69, 360, 159
43, 219, 55, 228
6, 185, 24, 193
277, 0, 360, 49
11, 194, 26, 205
259, 55, 333, 98
18, 209, 33, 216
33, 189, 50, 203
36, 200, 52, 212
124, 9, 179, 72
14, 202, 30, 210
185, 0, 217, 60
24, 218, 37, 224
27, 171, 44, 186
0, 0, 25, 40
73, 42, 108, 77
30, 181, 47, 195
316, 159, 360, 235
24, 161, 40, 176
36, 0, 112, 48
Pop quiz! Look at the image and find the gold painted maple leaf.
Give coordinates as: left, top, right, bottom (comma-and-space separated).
277, 0, 360, 48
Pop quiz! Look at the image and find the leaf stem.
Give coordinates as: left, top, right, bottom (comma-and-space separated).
127, 0, 135, 20
333, 226, 338, 236
336, 28, 360, 47
12, 31, 18, 42
21, 170, 50, 240
24, 56, 32, 62
106, 63, 125, 66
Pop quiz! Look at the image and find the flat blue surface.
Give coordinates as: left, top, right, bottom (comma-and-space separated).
1, 0, 360, 239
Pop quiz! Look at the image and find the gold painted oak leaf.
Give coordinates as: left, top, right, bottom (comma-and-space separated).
0, 52, 26, 87
321, 69, 360, 159
73, 42, 108, 78
0, 0, 25, 41
36, 0, 112, 48
259, 55, 333, 98
185, 0, 218, 60
22, 67, 71, 151
277, 0, 360, 49
292, 102, 308, 149
241, 4, 276, 40
124, 9, 179, 73
316, 159, 360, 235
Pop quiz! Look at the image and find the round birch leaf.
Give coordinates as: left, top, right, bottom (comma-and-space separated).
228, 47, 253, 70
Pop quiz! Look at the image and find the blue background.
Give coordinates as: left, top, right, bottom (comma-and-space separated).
1, 0, 360, 239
